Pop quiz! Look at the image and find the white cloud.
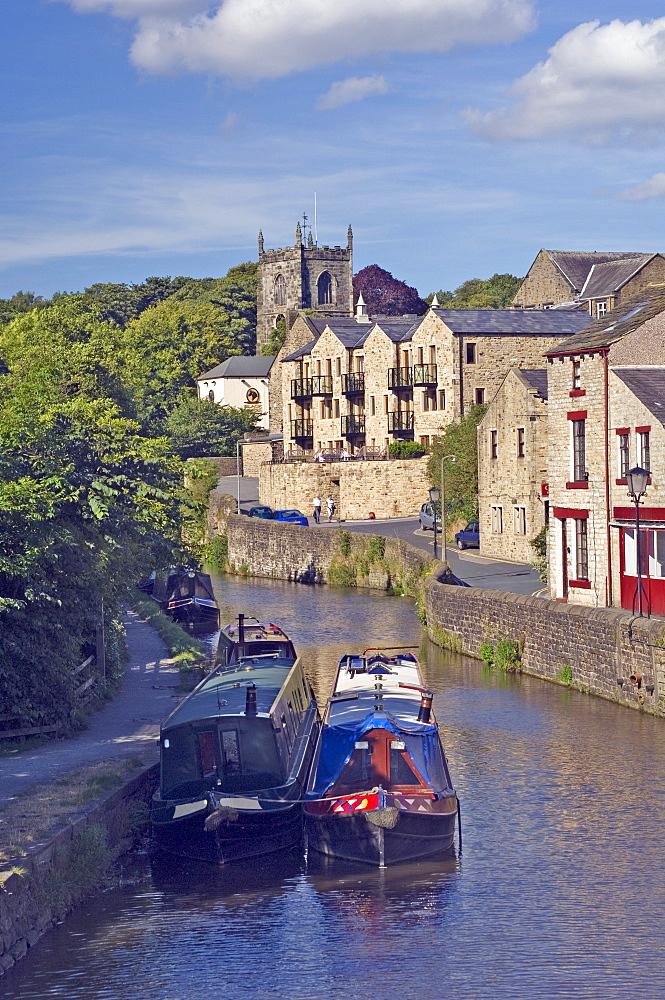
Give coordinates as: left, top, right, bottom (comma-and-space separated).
466, 18, 665, 141
619, 172, 665, 200
220, 111, 240, 130
317, 75, 390, 110
59, 0, 535, 82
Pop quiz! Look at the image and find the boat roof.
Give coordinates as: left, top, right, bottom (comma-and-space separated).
161, 655, 298, 732
326, 652, 430, 731
220, 620, 290, 642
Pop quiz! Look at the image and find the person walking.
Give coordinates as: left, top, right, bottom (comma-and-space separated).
313, 494, 322, 523
326, 496, 335, 522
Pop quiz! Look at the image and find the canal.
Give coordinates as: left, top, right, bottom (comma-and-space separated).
4, 576, 665, 999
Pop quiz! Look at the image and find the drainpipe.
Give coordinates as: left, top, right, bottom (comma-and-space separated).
604, 348, 613, 606
458, 337, 464, 417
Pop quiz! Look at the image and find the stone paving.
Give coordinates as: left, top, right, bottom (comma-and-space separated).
0, 609, 181, 809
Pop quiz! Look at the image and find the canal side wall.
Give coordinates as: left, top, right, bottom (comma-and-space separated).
0, 762, 158, 976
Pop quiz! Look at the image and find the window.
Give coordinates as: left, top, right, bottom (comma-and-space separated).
420, 435, 430, 448
334, 398, 340, 418
208, 389, 214, 401
596, 301, 607, 318
417, 347, 424, 365
221, 729, 241, 775
274, 274, 287, 306
572, 360, 581, 389
198, 732, 217, 776
429, 345, 436, 365
370, 396, 376, 416
317, 271, 333, 305
618, 433, 629, 479
356, 355, 365, 373
320, 398, 332, 419
491, 506, 503, 534
639, 430, 651, 470
438, 389, 446, 409
490, 429, 498, 459
575, 518, 588, 580
335, 357, 341, 376
423, 391, 429, 412
466, 343, 476, 364
383, 395, 389, 415
517, 427, 525, 458
475, 388, 485, 405
514, 506, 526, 535
572, 419, 586, 481
423, 388, 436, 411
326, 359, 333, 377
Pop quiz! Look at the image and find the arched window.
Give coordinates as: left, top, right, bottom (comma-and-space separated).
208, 390, 214, 401
317, 271, 334, 305
275, 274, 287, 306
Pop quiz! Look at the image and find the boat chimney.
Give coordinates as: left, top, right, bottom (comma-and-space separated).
245, 683, 257, 716
417, 691, 433, 723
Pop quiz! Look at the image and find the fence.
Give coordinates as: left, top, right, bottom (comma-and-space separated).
0, 653, 100, 742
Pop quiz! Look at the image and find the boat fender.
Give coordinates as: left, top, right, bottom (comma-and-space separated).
205, 806, 240, 830
365, 807, 399, 829
417, 691, 433, 723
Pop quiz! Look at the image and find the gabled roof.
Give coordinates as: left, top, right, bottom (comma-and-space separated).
431, 307, 592, 336
519, 369, 548, 400
198, 355, 275, 380
545, 250, 652, 293
547, 284, 665, 356
612, 368, 665, 427
579, 256, 657, 300
373, 320, 421, 343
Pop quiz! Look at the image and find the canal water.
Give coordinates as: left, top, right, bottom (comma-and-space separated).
4, 577, 665, 1000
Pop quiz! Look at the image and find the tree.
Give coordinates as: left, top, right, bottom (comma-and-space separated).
0, 290, 46, 325
353, 265, 428, 316
426, 273, 522, 309
427, 404, 487, 521
165, 396, 260, 459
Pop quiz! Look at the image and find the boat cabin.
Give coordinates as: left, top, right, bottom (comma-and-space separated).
216, 616, 296, 666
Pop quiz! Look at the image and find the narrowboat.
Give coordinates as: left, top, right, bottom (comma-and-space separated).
304, 649, 459, 867
151, 567, 219, 629
215, 614, 296, 666
151, 649, 319, 864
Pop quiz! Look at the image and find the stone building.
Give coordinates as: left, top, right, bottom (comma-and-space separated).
477, 368, 548, 563
545, 283, 665, 612
274, 305, 591, 458
256, 222, 354, 349
513, 249, 665, 318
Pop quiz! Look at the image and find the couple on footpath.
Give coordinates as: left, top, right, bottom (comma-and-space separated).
313, 494, 335, 523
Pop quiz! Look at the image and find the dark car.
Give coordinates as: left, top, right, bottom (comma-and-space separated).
248, 505, 274, 519
272, 509, 309, 526
454, 520, 480, 550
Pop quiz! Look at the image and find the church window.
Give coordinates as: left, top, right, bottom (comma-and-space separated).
317, 271, 334, 305
275, 274, 287, 306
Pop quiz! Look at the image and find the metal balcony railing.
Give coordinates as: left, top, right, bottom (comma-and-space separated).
412, 363, 437, 385
342, 372, 365, 395
291, 419, 313, 439
290, 376, 333, 398
387, 411, 415, 434
388, 366, 413, 389
341, 415, 366, 436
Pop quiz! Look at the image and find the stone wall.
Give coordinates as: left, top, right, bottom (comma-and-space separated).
512, 250, 576, 309
241, 441, 273, 477
0, 762, 157, 976
425, 579, 665, 714
188, 456, 237, 477
259, 457, 430, 520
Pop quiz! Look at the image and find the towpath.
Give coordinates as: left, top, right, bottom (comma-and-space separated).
0, 609, 180, 809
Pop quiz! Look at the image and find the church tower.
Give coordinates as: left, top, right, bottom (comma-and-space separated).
256, 222, 354, 349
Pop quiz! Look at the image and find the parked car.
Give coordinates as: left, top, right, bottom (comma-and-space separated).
454, 520, 480, 549
419, 501, 439, 530
248, 505, 274, 519
272, 509, 309, 526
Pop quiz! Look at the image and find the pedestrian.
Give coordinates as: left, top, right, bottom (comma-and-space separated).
313, 494, 322, 523
326, 496, 335, 522
341, 447, 350, 461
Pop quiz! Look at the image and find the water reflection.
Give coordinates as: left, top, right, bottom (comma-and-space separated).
4, 577, 665, 999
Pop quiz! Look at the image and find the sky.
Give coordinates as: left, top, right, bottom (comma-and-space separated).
3, 1, 665, 300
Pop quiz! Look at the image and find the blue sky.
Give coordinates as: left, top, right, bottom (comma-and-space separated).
3, 1, 665, 299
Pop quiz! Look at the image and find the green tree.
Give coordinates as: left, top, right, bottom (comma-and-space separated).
426, 273, 522, 309
165, 396, 260, 459
427, 404, 487, 520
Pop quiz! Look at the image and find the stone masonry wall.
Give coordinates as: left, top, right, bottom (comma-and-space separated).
512, 250, 577, 308
259, 457, 429, 520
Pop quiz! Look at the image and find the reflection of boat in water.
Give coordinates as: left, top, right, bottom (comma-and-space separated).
304, 648, 459, 867
151, 644, 319, 865
151, 568, 220, 630
215, 614, 296, 666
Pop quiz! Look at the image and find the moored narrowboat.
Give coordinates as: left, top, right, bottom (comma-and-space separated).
151, 649, 319, 864
304, 649, 459, 867
151, 567, 219, 629
215, 614, 296, 666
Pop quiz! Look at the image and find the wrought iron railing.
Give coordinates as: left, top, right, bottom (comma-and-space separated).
412, 364, 437, 385
341, 415, 366, 436
342, 372, 365, 394
388, 366, 413, 389
291, 419, 313, 438
387, 411, 415, 433
290, 376, 333, 398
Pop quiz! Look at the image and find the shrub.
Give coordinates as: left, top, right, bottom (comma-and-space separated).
479, 641, 494, 665
558, 664, 573, 686
389, 440, 426, 459
367, 535, 386, 562
339, 531, 352, 557
530, 527, 548, 583
495, 639, 521, 672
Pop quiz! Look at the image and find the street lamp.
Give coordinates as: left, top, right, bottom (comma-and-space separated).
626, 465, 650, 617
428, 453, 456, 564
428, 485, 441, 559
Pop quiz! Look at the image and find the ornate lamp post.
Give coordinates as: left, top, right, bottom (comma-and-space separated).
626, 465, 650, 617
428, 485, 441, 560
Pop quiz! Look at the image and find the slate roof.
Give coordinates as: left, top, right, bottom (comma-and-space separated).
547, 284, 665, 356
519, 369, 548, 399
579, 256, 657, 299
198, 355, 275, 380
612, 368, 665, 427
545, 250, 653, 293
431, 307, 592, 336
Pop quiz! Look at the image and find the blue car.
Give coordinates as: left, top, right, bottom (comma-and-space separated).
454, 520, 480, 550
272, 509, 309, 526
247, 505, 274, 519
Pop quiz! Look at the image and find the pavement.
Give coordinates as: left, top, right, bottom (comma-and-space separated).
0, 609, 181, 809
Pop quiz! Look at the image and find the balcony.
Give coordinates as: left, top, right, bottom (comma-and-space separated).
388, 366, 413, 390
342, 372, 365, 395
387, 412, 414, 435
291, 419, 313, 439
341, 415, 366, 437
412, 363, 437, 385
290, 376, 333, 399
